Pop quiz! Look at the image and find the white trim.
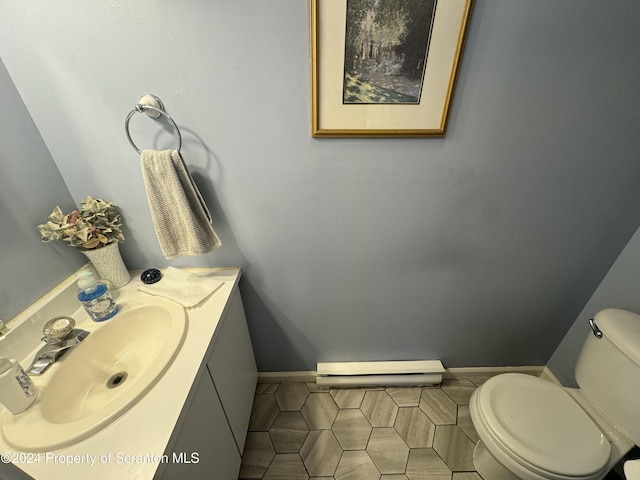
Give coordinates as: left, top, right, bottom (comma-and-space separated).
443, 366, 545, 380
258, 371, 317, 384
258, 365, 546, 384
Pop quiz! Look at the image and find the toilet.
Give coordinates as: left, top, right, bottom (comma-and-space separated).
469, 308, 640, 480
625, 459, 640, 480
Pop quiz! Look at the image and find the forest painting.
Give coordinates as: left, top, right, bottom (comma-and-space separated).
311, 0, 472, 136
343, 0, 437, 104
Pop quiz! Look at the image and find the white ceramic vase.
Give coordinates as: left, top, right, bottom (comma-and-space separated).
81, 242, 131, 289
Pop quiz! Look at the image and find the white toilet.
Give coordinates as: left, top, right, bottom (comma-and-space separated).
469, 308, 640, 480
625, 459, 640, 480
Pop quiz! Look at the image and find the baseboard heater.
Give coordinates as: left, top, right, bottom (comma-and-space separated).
316, 360, 445, 388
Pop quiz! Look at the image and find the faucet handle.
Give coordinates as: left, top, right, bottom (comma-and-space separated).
43, 316, 76, 342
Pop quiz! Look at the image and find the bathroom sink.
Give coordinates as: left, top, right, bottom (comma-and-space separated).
1, 297, 187, 452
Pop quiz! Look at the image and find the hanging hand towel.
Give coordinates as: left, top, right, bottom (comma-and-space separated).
141, 149, 221, 259
138, 267, 224, 308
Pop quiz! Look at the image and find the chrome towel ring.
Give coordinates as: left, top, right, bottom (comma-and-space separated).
124, 94, 182, 154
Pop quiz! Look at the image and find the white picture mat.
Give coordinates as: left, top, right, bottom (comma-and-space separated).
314, 0, 471, 134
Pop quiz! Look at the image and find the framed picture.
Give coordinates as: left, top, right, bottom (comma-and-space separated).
311, 0, 473, 137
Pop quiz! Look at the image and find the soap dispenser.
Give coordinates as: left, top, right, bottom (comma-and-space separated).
0, 357, 37, 414
77, 270, 119, 322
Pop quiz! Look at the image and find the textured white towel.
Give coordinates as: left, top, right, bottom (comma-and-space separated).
141, 149, 222, 259
138, 267, 224, 308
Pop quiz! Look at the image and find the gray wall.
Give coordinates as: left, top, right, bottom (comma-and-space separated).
1, 1, 639, 372
0, 60, 84, 321
548, 227, 640, 386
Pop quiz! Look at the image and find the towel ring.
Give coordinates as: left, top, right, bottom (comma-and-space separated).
124, 102, 182, 154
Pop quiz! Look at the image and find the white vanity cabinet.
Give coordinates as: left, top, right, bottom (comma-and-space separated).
0, 268, 254, 480
157, 364, 241, 479
156, 285, 257, 479
206, 289, 258, 453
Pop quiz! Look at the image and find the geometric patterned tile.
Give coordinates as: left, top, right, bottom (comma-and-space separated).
387, 387, 422, 407
456, 405, 479, 444
241, 380, 488, 479
306, 382, 327, 393
332, 409, 372, 450
263, 453, 308, 479
335, 451, 381, 480
367, 428, 409, 474
239, 431, 276, 479
255, 383, 279, 394
330, 388, 366, 409
433, 425, 476, 472
301, 393, 339, 429
361, 391, 399, 427
269, 411, 309, 453
300, 430, 342, 477
441, 379, 476, 406
469, 377, 492, 387
249, 394, 281, 431
395, 407, 435, 448
419, 389, 457, 425
452, 473, 483, 480
274, 383, 310, 411
406, 448, 452, 480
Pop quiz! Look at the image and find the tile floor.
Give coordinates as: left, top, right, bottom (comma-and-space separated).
239, 378, 629, 480
239, 377, 486, 480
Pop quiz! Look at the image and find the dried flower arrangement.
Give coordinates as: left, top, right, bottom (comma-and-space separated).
37, 196, 124, 250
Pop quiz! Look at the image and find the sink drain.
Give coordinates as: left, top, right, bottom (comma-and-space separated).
106, 372, 128, 389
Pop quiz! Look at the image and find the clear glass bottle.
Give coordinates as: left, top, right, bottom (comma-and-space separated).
77, 270, 119, 322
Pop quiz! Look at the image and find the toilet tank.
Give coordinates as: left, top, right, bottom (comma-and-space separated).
575, 308, 640, 445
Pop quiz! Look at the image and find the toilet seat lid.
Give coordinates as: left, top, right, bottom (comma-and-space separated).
477, 374, 610, 478
625, 460, 640, 480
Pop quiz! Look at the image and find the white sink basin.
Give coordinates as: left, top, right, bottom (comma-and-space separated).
1, 297, 187, 452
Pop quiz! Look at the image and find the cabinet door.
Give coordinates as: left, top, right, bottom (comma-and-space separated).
207, 289, 257, 454
0, 462, 35, 480
157, 367, 240, 479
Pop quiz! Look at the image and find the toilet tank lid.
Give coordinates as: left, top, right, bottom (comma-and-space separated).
595, 308, 640, 366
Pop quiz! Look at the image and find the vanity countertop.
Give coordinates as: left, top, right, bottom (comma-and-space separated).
0, 267, 242, 480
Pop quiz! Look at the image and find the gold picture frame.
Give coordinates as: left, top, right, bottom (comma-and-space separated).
311, 0, 473, 137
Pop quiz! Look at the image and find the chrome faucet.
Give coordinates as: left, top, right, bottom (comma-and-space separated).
27, 316, 90, 376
